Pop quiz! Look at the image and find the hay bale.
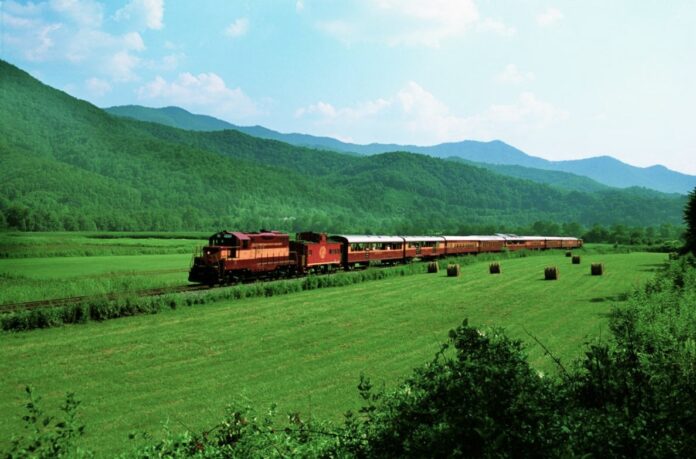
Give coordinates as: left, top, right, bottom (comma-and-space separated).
565, 251, 572, 257
489, 262, 501, 274
427, 261, 440, 273
447, 264, 461, 277
572, 255, 581, 264
591, 263, 604, 276
544, 266, 559, 280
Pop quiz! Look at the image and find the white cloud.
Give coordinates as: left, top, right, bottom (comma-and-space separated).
295, 82, 568, 145
477, 18, 516, 37
295, 98, 390, 120
107, 50, 141, 82
123, 31, 146, 51
224, 18, 249, 38
49, 0, 103, 27
85, 77, 112, 96
137, 73, 259, 120
497, 64, 535, 84
316, 0, 480, 47
296, 1, 304, 12
537, 8, 563, 27
1, 1, 46, 16
2, 2, 150, 80
114, 0, 164, 30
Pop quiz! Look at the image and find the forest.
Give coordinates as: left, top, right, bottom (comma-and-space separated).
0, 59, 687, 238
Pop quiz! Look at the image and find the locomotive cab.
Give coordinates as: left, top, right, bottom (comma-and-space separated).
189, 230, 294, 284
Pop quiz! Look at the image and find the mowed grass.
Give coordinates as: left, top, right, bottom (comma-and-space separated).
0, 253, 192, 304
0, 231, 206, 258
0, 251, 665, 456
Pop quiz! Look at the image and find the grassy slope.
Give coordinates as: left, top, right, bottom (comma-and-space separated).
0, 251, 666, 455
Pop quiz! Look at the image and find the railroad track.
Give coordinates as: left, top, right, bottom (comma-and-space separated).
0, 284, 214, 314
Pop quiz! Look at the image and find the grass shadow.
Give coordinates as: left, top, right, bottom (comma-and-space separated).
589, 293, 629, 303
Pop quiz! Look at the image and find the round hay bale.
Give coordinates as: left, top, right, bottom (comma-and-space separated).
565, 251, 572, 257
544, 266, 559, 280
591, 263, 604, 276
489, 262, 501, 274
447, 264, 461, 277
572, 255, 581, 264
427, 261, 440, 273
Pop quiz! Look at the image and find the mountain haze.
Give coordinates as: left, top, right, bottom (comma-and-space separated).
107, 105, 696, 194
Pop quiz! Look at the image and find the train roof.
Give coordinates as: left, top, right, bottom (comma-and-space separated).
331, 235, 405, 244
401, 236, 445, 242
505, 236, 547, 241
442, 235, 506, 241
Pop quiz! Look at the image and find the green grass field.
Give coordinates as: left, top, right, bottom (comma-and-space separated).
0, 231, 207, 258
0, 253, 192, 304
0, 250, 666, 456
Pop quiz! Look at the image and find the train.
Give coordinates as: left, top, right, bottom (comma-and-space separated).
188, 230, 583, 285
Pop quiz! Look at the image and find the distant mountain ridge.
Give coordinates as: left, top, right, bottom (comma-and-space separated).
0, 59, 687, 234
106, 105, 696, 194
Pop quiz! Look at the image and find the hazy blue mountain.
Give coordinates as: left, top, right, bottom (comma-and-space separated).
106, 105, 696, 194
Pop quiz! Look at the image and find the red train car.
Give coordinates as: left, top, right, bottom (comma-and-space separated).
559, 237, 583, 249
476, 236, 506, 252
403, 236, 445, 260
330, 235, 405, 268
442, 236, 480, 256
291, 232, 342, 274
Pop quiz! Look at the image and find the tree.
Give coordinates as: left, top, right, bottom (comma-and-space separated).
684, 187, 696, 254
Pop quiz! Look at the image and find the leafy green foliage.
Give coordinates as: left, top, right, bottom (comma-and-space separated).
683, 187, 696, 254
4, 387, 89, 458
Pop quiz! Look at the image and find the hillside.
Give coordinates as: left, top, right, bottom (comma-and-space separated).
107, 105, 696, 194
0, 59, 686, 232
448, 158, 610, 193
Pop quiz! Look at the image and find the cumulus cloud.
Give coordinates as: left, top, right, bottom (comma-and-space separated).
477, 18, 516, 37
537, 7, 563, 27
85, 77, 112, 96
496, 64, 535, 84
2, 0, 154, 81
316, 0, 480, 47
50, 0, 103, 27
296, 1, 304, 12
224, 18, 249, 38
106, 50, 141, 81
114, 0, 164, 30
295, 82, 568, 145
137, 73, 259, 120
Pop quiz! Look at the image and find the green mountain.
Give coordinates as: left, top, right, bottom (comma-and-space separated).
448, 158, 610, 193
107, 105, 696, 194
106, 105, 607, 193
0, 59, 686, 233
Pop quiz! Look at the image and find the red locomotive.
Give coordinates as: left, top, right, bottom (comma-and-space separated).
189, 231, 583, 285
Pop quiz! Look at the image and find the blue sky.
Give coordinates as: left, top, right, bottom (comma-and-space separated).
2, 0, 695, 174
